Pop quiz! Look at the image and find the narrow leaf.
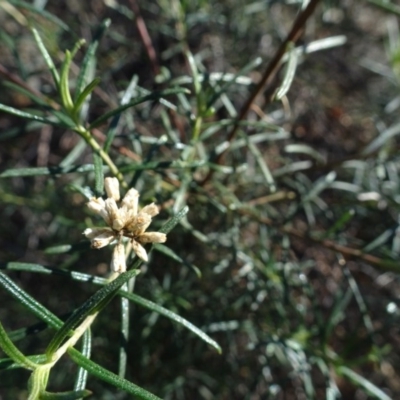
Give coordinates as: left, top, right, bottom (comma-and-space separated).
367, 0, 400, 16
285, 143, 326, 164
0, 164, 96, 178
45, 245, 73, 255
104, 74, 138, 153
0, 321, 38, 370
68, 348, 162, 400
73, 77, 101, 115
0, 262, 108, 286
0, 103, 68, 127
40, 389, 92, 399
92, 152, 104, 197
31, 27, 60, 87
74, 329, 91, 393
0, 272, 157, 397
75, 19, 110, 100
89, 88, 190, 129
154, 244, 201, 278
325, 209, 355, 237
362, 121, 400, 155
1, 257, 219, 352
119, 284, 130, 379
186, 50, 201, 96
337, 366, 392, 400
275, 42, 298, 100
0, 272, 63, 329
8, 321, 50, 342
120, 160, 205, 173
206, 57, 262, 109
159, 206, 189, 234
59, 50, 74, 111
60, 138, 87, 167
0, 354, 47, 371
122, 292, 221, 354
45, 267, 141, 356
247, 137, 276, 192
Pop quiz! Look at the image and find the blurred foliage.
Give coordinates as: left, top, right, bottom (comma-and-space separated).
1, 0, 400, 399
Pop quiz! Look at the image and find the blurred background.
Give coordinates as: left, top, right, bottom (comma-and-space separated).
1, 0, 400, 399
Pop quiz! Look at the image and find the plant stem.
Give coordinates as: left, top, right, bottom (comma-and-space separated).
77, 126, 127, 188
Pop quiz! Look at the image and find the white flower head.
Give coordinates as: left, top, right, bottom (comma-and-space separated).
83, 177, 166, 272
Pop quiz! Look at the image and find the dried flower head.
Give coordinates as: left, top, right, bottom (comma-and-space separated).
83, 177, 166, 272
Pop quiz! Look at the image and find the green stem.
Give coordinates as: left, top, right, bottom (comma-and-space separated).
76, 127, 127, 188
192, 115, 203, 143
28, 365, 51, 400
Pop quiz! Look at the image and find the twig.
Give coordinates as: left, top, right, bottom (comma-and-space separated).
200, 0, 321, 185
238, 205, 400, 273
129, 0, 160, 76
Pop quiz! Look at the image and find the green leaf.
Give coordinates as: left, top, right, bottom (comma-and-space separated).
362, 121, 400, 155
92, 152, 104, 197
322, 288, 353, 340
206, 57, 262, 110
68, 348, 162, 400
0, 271, 159, 398
74, 329, 91, 393
363, 229, 393, 253
104, 74, 138, 153
0, 159, 205, 180
246, 134, 276, 192
45, 268, 141, 357
186, 50, 201, 97
119, 285, 130, 378
337, 366, 392, 400
51, 110, 76, 127
0, 321, 38, 370
13, 259, 215, 354
159, 206, 189, 234
275, 42, 298, 100
0, 262, 107, 286
154, 243, 202, 278
0, 354, 47, 371
120, 160, 206, 173
40, 389, 92, 399
59, 138, 87, 167
122, 292, 221, 354
0, 272, 63, 329
59, 50, 74, 111
325, 209, 355, 237
7, 321, 49, 343
73, 77, 101, 116
44, 245, 73, 254
31, 27, 60, 88
75, 19, 110, 100
367, 0, 400, 16
284, 143, 326, 164
89, 87, 190, 129
0, 103, 68, 127
0, 164, 97, 178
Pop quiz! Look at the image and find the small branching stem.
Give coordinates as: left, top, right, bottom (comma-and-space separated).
76, 126, 127, 188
